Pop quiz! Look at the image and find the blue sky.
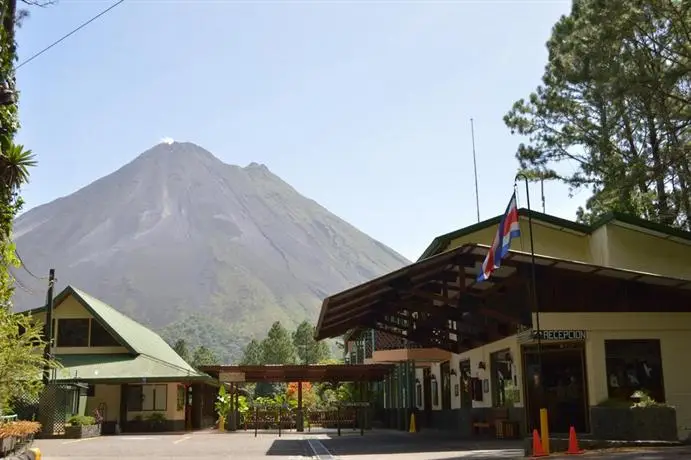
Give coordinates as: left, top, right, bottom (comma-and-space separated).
15, 0, 582, 261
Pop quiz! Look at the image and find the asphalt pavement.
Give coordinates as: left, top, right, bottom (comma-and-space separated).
31, 429, 691, 460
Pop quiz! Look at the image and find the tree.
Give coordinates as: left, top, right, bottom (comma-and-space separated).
260, 321, 296, 365
240, 339, 263, 365
291, 321, 330, 364
0, 0, 57, 416
0, 311, 56, 414
192, 346, 219, 368
172, 339, 190, 363
504, 0, 691, 230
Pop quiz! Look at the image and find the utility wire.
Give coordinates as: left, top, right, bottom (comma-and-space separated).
17, 0, 125, 70
14, 247, 49, 280
13, 271, 36, 294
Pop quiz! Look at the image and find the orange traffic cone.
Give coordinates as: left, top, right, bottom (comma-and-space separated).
566, 426, 584, 455
531, 429, 548, 457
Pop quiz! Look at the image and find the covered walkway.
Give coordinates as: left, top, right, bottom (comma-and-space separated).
200, 364, 394, 433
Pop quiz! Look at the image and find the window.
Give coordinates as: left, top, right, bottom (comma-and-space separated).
605, 339, 665, 403
127, 385, 143, 411
56, 319, 89, 347
89, 320, 121, 347
142, 385, 167, 411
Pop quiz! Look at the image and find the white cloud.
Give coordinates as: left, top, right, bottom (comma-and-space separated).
160, 137, 174, 145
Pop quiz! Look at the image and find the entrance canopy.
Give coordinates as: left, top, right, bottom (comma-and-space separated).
201, 364, 394, 383
315, 243, 691, 353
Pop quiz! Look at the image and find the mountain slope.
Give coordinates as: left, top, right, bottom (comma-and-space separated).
12, 142, 410, 362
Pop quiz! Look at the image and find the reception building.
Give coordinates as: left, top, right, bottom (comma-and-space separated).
316, 210, 691, 440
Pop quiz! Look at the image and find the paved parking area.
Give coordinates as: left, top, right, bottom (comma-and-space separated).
34, 430, 525, 460
35, 432, 309, 460
32, 430, 691, 460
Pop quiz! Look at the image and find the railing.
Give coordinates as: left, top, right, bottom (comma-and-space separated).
306, 409, 357, 431
243, 409, 296, 431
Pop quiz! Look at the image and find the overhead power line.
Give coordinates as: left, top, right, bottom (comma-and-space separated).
17, 0, 125, 70
14, 247, 49, 280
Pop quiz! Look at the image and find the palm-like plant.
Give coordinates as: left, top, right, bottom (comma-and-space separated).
0, 143, 36, 192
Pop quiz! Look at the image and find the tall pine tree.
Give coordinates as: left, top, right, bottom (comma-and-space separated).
504, 0, 691, 230
260, 321, 296, 365
292, 321, 330, 364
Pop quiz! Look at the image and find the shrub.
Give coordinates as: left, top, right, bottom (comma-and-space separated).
67, 415, 96, 426
146, 412, 167, 423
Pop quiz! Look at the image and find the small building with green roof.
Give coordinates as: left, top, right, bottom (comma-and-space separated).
23, 285, 218, 434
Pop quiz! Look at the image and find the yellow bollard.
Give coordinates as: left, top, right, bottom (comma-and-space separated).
408, 413, 416, 433
219, 415, 226, 433
539, 408, 550, 454
29, 447, 41, 459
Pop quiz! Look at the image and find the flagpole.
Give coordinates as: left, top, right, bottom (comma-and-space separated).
470, 118, 480, 223
515, 174, 543, 385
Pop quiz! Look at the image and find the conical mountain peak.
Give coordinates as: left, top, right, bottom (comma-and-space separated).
12, 141, 410, 363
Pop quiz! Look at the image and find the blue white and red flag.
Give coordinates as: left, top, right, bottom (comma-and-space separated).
477, 192, 521, 282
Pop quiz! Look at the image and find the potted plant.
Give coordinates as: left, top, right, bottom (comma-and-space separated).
65, 415, 101, 439
215, 385, 231, 432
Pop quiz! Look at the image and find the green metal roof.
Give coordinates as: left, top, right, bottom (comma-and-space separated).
417, 209, 691, 261
28, 286, 210, 382
54, 354, 210, 383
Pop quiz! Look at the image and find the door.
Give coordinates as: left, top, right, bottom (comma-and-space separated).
523, 343, 589, 434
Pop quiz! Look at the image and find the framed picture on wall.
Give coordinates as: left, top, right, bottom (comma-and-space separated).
454, 384, 459, 397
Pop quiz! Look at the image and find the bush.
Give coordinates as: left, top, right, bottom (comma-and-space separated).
0, 420, 41, 439
67, 415, 96, 426
146, 412, 167, 423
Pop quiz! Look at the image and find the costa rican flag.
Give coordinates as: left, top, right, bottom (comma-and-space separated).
477, 192, 521, 282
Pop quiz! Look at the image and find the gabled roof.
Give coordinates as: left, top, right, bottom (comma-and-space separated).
26, 286, 208, 381
418, 209, 691, 261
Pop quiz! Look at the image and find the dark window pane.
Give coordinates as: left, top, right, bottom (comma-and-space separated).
490, 349, 514, 407
127, 385, 143, 411
604, 339, 665, 403
90, 320, 121, 347
57, 319, 90, 347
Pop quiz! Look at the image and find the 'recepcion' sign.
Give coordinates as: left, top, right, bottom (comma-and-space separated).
532, 330, 586, 341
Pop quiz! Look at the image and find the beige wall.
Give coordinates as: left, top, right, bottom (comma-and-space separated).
444, 218, 691, 281
86, 383, 185, 423
86, 384, 121, 422
604, 225, 691, 280
372, 348, 451, 363
448, 218, 591, 263
455, 335, 523, 409
422, 335, 523, 411
539, 312, 691, 440
29, 295, 129, 355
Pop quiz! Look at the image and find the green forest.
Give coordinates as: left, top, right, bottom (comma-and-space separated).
171, 320, 334, 369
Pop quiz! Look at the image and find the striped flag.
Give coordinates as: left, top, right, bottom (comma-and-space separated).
477, 192, 521, 282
